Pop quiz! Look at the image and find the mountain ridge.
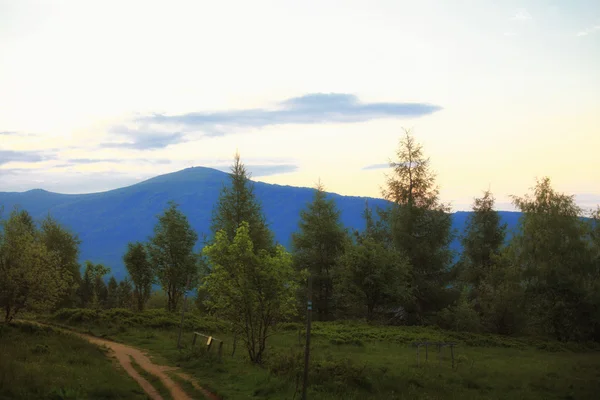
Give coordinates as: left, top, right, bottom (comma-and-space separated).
0, 166, 522, 280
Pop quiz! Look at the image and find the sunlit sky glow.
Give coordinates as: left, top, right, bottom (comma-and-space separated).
1, 0, 599, 211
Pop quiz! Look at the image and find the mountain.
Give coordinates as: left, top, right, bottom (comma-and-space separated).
0, 167, 522, 280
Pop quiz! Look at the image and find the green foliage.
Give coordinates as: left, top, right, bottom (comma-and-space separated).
50, 307, 228, 333
202, 222, 300, 363
292, 181, 347, 321
0, 208, 73, 322
458, 190, 506, 288
39, 214, 82, 309
437, 286, 483, 333
106, 276, 119, 309
79, 261, 111, 309
116, 278, 134, 309
380, 129, 454, 323
335, 204, 411, 321
510, 177, 597, 341
210, 152, 274, 253
147, 201, 199, 312
123, 241, 153, 311
0, 322, 147, 399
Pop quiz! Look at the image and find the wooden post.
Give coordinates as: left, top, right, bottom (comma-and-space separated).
218, 341, 224, 358
192, 333, 197, 349
416, 345, 420, 367
451, 345, 455, 369
438, 344, 442, 367
425, 343, 428, 362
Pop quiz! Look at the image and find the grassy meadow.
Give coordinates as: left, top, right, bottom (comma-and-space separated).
36, 308, 600, 400
0, 321, 148, 400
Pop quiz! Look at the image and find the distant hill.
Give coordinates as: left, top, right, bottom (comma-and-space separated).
0, 167, 522, 280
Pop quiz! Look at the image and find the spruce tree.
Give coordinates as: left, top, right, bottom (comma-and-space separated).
458, 190, 506, 292
380, 128, 454, 324
292, 181, 347, 321
106, 276, 119, 309
210, 152, 274, 253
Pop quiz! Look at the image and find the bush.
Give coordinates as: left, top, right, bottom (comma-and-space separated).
50, 308, 230, 334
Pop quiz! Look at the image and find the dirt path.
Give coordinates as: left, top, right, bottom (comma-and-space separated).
20, 321, 219, 400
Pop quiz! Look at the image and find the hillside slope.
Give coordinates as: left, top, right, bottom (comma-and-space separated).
0, 167, 521, 279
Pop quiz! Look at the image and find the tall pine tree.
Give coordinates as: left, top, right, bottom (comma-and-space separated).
292, 181, 347, 321
210, 152, 274, 253
458, 190, 506, 292
380, 129, 454, 324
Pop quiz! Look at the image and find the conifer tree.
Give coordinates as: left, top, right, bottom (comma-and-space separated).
106, 276, 119, 309
458, 190, 506, 294
210, 152, 274, 253
292, 181, 347, 321
380, 129, 454, 324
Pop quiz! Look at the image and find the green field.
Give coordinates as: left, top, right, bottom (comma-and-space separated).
39, 308, 600, 400
0, 321, 148, 400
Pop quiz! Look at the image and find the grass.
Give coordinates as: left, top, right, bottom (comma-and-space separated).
0, 321, 148, 400
39, 308, 600, 400
128, 356, 173, 400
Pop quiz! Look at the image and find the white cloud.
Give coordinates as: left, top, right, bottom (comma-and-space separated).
576, 25, 600, 37
511, 9, 532, 22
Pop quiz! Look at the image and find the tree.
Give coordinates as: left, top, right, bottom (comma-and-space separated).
147, 201, 198, 312
39, 215, 82, 309
380, 129, 454, 323
211, 152, 274, 253
437, 285, 482, 333
292, 181, 347, 321
459, 190, 506, 288
0, 209, 72, 322
202, 222, 299, 364
123, 242, 153, 311
335, 205, 411, 321
510, 177, 594, 341
79, 261, 110, 309
117, 278, 134, 309
106, 276, 119, 309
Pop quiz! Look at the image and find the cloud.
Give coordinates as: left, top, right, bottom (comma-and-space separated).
511, 9, 532, 21
0, 150, 53, 165
576, 25, 600, 37
214, 164, 299, 177
0, 131, 37, 137
362, 163, 392, 170
135, 93, 442, 134
100, 126, 187, 150
65, 158, 171, 165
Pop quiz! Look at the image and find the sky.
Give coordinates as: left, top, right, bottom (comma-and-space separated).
1, 0, 599, 212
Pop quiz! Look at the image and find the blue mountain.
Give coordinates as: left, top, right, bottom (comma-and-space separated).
0, 167, 522, 280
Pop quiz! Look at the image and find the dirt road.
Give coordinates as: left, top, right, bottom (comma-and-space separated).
21, 321, 219, 400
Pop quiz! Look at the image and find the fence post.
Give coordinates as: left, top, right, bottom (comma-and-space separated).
451, 344, 455, 369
